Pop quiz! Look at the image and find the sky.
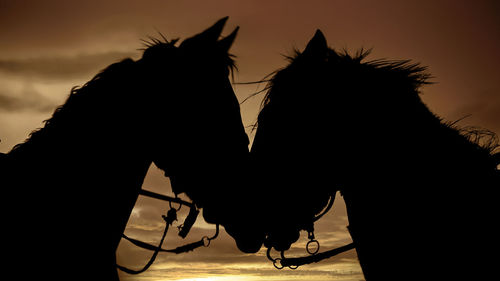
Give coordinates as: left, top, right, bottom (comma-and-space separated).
1, 0, 499, 280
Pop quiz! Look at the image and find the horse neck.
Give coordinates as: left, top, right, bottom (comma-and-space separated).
6, 103, 154, 246
355, 98, 495, 189
341, 98, 498, 281
409, 115, 490, 170
8, 106, 153, 185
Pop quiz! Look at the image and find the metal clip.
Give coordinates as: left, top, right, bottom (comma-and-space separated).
306, 231, 320, 255
178, 206, 199, 238
162, 208, 177, 226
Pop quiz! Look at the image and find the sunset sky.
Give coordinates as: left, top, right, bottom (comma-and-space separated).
1, 1, 499, 280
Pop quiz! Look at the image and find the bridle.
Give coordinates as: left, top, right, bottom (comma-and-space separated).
117, 189, 356, 274
265, 192, 355, 270
116, 188, 219, 274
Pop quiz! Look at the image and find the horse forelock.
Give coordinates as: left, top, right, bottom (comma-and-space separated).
141, 35, 237, 80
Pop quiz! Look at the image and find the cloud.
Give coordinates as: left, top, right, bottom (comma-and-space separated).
117, 183, 359, 276
116, 159, 361, 281
0, 84, 57, 112
0, 51, 138, 113
118, 257, 364, 281
0, 51, 137, 80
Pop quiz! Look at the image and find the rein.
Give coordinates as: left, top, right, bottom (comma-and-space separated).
267, 242, 355, 269
117, 189, 355, 273
116, 188, 219, 274
266, 193, 355, 269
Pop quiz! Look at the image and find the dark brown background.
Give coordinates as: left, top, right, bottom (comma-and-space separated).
1, 1, 498, 280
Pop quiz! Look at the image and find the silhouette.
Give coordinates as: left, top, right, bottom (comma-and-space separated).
250, 30, 500, 279
0, 17, 255, 281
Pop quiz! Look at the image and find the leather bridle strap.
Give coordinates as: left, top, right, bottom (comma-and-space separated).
118, 223, 220, 274
117, 189, 219, 274
121, 224, 219, 254
139, 189, 194, 208
267, 192, 354, 269
117, 214, 171, 274
280, 242, 355, 268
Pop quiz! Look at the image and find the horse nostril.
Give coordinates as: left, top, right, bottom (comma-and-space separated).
224, 224, 264, 253
272, 241, 292, 252
264, 228, 301, 252
235, 238, 263, 253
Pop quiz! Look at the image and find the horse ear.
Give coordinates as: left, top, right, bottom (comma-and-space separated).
218, 26, 239, 53
302, 29, 328, 59
200, 16, 228, 41
185, 17, 228, 44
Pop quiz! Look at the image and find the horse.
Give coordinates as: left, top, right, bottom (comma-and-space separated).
249, 30, 500, 280
0, 17, 259, 281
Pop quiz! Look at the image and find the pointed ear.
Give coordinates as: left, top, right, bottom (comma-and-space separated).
199, 16, 228, 41
218, 26, 239, 53
181, 17, 228, 47
302, 29, 328, 59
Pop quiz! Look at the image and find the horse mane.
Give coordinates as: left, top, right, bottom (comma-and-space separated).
8, 57, 137, 157
8, 35, 237, 159
261, 48, 431, 108
258, 47, 500, 157
456, 126, 500, 154
142, 36, 237, 77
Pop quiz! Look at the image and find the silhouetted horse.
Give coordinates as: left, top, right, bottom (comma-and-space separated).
0, 18, 256, 281
250, 30, 500, 280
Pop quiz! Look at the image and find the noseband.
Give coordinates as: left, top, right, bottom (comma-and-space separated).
265, 192, 355, 269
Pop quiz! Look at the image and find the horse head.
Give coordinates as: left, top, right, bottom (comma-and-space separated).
248, 30, 335, 252
250, 29, 431, 253
133, 18, 266, 253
